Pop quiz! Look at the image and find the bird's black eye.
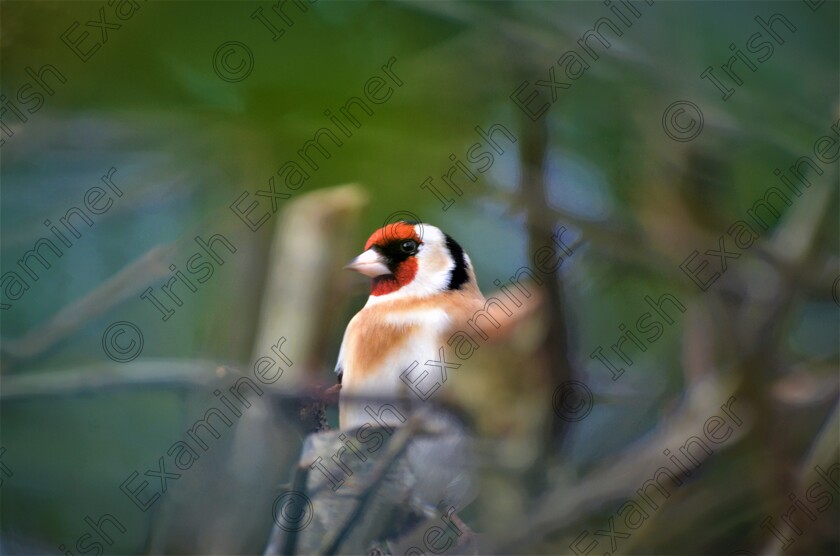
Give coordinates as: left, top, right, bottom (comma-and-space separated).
400, 240, 418, 254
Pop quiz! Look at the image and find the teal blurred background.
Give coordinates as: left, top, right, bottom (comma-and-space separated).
1, 1, 838, 554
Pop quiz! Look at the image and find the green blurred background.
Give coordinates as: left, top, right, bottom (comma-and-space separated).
1, 1, 838, 554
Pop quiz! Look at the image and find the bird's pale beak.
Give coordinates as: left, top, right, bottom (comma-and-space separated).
344, 249, 391, 277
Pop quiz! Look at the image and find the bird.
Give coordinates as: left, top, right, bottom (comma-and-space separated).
335, 220, 486, 512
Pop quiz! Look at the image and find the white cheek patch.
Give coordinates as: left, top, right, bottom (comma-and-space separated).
419, 246, 450, 279
411, 226, 453, 291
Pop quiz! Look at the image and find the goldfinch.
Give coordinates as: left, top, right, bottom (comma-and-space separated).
336, 221, 486, 509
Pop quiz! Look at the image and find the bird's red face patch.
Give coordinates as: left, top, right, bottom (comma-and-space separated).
364, 222, 422, 296
364, 222, 421, 251
371, 257, 418, 296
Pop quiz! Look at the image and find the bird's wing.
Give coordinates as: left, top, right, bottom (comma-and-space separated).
334, 325, 349, 378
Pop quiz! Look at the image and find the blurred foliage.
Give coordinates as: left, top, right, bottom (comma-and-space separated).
1, 1, 838, 554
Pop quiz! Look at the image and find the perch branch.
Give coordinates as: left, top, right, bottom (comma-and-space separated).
316, 418, 424, 556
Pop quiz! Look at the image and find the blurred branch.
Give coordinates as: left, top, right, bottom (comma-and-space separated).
517, 113, 575, 452
762, 400, 840, 556
0, 243, 176, 363
263, 464, 311, 556
503, 186, 838, 301
0, 363, 446, 412
217, 184, 369, 555
767, 166, 837, 265
495, 185, 683, 278
248, 183, 368, 390
487, 374, 751, 552
0, 360, 223, 400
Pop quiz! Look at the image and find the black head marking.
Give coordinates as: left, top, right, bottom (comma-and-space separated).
444, 233, 469, 290
372, 236, 419, 274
